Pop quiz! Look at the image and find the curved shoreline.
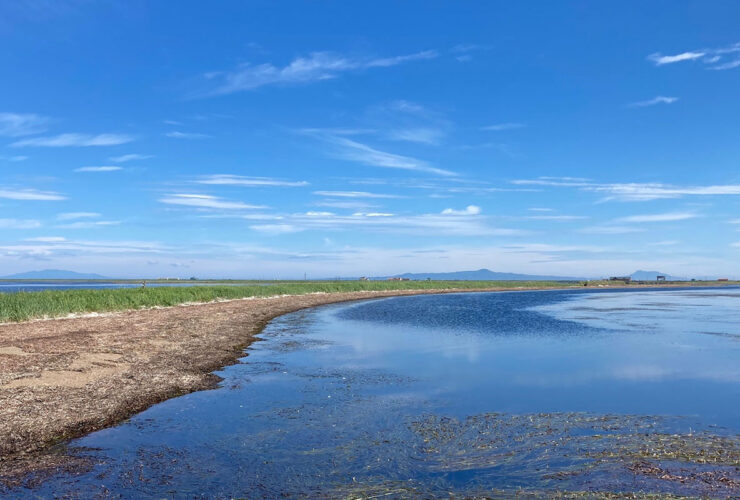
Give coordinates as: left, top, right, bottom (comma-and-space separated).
0, 283, 731, 481
0, 287, 512, 478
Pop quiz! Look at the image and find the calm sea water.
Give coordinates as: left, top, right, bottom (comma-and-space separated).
7, 288, 740, 497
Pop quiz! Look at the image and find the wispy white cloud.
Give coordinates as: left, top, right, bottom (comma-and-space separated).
0, 239, 165, 260
441, 205, 481, 215
524, 215, 588, 221
648, 51, 706, 65
648, 42, 740, 70
108, 153, 153, 162
0, 188, 65, 201
579, 225, 646, 234
365, 100, 449, 145
165, 131, 209, 139
56, 220, 121, 229
199, 50, 438, 95
159, 193, 266, 210
313, 190, 401, 199
352, 212, 394, 217
387, 128, 445, 145
0, 218, 41, 229
0, 155, 28, 162
74, 166, 122, 172
314, 200, 379, 210
304, 129, 455, 176
511, 178, 740, 201
628, 96, 678, 108
450, 44, 487, 62
11, 133, 134, 147
501, 243, 607, 253
481, 123, 525, 131
246, 210, 524, 237
616, 212, 697, 223
249, 224, 302, 234
57, 212, 101, 220
196, 174, 308, 187
710, 59, 740, 71
24, 236, 66, 242
0, 112, 49, 137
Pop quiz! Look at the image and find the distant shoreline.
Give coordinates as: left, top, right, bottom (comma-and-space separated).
2, 279, 738, 324
0, 282, 737, 481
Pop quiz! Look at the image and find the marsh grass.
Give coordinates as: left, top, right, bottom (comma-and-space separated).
0, 280, 571, 322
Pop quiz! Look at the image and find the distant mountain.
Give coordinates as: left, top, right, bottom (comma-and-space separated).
383, 269, 587, 281
629, 270, 686, 281
1, 269, 110, 280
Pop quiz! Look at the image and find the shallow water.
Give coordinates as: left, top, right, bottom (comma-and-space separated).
8, 288, 740, 497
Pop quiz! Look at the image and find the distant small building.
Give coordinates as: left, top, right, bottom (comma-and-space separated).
359, 276, 369, 281
609, 276, 632, 283
718, 278, 729, 282
656, 275, 666, 282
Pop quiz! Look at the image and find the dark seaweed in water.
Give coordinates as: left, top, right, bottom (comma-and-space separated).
4, 288, 740, 498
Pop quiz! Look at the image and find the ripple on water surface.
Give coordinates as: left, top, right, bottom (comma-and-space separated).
6, 287, 740, 498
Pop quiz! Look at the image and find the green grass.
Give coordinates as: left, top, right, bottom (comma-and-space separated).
0, 280, 574, 323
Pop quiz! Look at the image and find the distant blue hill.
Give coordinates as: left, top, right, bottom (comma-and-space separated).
1, 269, 110, 280
383, 269, 587, 281
629, 270, 686, 281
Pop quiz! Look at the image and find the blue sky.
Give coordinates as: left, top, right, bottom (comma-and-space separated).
2, 1, 740, 279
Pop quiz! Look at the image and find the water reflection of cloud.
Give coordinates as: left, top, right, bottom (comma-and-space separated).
511, 364, 740, 387
533, 289, 740, 336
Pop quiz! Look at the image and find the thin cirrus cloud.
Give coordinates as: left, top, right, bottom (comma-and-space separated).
511, 177, 740, 201
25, 236, 66, 242
165, 131, 210, 139
0, 239, 165, 258
10, 133, 134, 147
579, 225, 647, 234
481, 123, 525, 131
0, 218, 41, 229
628, 96, 678, 108
314, 200, 379, 209
57, 212, 102, 220
441, 205, 481, 215
386, 128, 445, 145
0, 112, 50, 137
313, 190, 401, 199
248, 210, 523, 237
524, 214, 589, 221
616, 212, 698, 223
159, 193, 266, 210
648, 51, 706, 65
198, 50, 438, 96
647, 42, 740, 70
108, 153, 153, 162
196, 175, 309, 187
0, 188, 65, 201
74, 166, 123, 172
304, 129, 455, 176
56, 220, 121, 229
